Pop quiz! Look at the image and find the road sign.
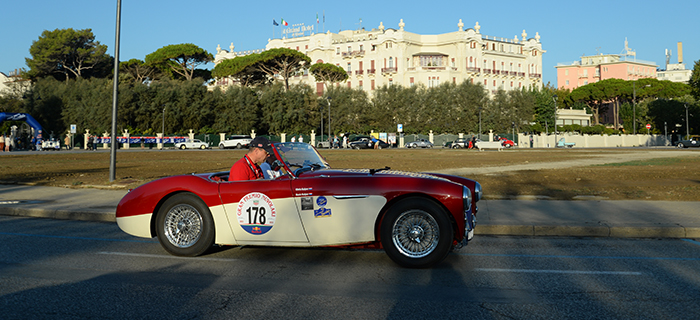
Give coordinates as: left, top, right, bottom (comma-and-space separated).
397, 124, 403, 133
70, 124, 76, 134
646, 124, 651, 130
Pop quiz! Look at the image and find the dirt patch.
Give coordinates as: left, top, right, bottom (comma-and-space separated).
1, 148, 699, 201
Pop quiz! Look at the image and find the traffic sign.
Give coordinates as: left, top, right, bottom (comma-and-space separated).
645, 124, 651, 130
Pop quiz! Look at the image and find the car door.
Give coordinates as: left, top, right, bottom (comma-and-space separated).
290, 175, 387, 246
219, 175, 309, 246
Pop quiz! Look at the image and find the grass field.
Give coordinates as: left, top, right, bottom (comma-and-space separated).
1, 148, 699, 201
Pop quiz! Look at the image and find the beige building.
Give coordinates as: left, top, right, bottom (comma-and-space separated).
213, 19, 545, 95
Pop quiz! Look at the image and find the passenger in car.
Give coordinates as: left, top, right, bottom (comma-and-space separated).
229, 136, 273, 181
261, 153, 282, 179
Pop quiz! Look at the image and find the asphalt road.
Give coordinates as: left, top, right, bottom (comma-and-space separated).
2, 216, 700, 319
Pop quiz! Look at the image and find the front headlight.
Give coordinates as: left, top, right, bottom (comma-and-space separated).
463, 186, 472, 212
473, 182, 482, 202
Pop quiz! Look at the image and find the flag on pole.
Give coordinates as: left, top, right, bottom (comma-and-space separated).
316, 13, 319, 24
281, 18, 288, 26
273, 19, 279, 26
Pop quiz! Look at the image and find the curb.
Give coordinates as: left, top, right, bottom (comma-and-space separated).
3, 208, 697, 239
0, 207, 115, 223
476, 225, 700, 238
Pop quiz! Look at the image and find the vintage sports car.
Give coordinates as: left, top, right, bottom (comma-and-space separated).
174, 139, 210, 150
676, 136, 700, 148
348, 136, 390, 149
116, 142, 481, 268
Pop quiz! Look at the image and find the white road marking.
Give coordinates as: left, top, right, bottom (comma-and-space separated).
97, 251, 238, 262
475, 268, 642, 275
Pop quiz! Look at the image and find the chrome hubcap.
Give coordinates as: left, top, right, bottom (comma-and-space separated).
164, 204, 202, 248
392, 210, 439, 258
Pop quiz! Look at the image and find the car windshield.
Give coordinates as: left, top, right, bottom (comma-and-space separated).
274, 142, 329, 170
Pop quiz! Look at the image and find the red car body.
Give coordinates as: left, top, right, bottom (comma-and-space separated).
116, 142, 481, 268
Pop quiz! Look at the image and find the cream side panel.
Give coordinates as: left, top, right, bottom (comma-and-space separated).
210, 204, 237, 245
116, 214, 153, 238
300, 195, 387, 246
223, 197, 309, 245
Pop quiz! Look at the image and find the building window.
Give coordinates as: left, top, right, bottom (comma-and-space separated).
359, 44, 363, 51
347, 62, 351, 72
371, 79, 375, 90
347, 81, 351, 88
389, 57, 394, 68
336, 47, 340, 55
359, 80, 363, 90
566, 80, 569, 86
347, 46, 352, 53
419, 55, 443, 67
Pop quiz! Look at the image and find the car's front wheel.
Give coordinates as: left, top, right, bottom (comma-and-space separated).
200, 145, 207, 150
677, 143, 685, 148
156, 193, 215, 257
219, 144, 225, 149
380, 198, 453, 268
180, 145, 186, 149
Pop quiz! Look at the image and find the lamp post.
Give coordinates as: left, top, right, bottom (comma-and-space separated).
478, 107, 482, 140
686, 103, 690, 140
553, 94, 558, 147
162, 105, 166, 147
327, 96, 331, 144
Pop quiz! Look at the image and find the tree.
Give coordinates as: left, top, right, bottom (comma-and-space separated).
309, 63, 348, 90
690, 60, 700, 101
257, 48, 312, 90
25, 28, 111, 81
145, 44, 213, 81
212, 54, 268, 87
119, 59, 159, 83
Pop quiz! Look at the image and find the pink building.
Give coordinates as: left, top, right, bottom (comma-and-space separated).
556, 53, 657, 90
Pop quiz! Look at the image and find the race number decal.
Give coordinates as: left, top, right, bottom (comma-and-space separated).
237, 192, 277, 235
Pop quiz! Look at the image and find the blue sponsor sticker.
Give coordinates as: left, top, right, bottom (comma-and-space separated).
314, 207, 332, 217
316, 196, 327, 207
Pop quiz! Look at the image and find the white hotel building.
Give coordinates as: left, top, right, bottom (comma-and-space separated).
213, 19, 545, 95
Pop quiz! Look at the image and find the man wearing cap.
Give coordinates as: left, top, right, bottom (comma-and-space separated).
229, 136, 273, 181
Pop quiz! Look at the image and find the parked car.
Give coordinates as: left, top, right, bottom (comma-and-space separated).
115, 142, 482, 268
498, 137, 516, 148
556, 138, 575, 148
348, 136, 390, 149
175, 139, 210, 150
405, 139, 433, 148
219, 135, 252, 149
676, 136, 700, 148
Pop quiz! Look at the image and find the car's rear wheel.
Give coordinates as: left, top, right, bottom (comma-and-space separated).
380, 198, 453, 268
236, 143, 242, 149
677, 143, 685, 148
219, 144, 225, 149
156, 193, 215, 257
200, 145, 206, 149
179, 145, 186, 149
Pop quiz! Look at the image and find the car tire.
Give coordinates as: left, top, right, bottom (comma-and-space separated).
156, 193, 215, 257
504, 144, 512, 149
219, 144, 225, 149
200, 145, 206, 149
236, 143, 242, 149
677, 143, 685, 149
452, 145, 459, 149
380, 198, 453, 268
180, 145, 186, 150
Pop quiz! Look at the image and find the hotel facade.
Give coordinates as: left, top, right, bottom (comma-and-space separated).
213, 20, 545, 95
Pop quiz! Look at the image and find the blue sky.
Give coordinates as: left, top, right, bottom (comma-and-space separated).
2, 0, 697, 86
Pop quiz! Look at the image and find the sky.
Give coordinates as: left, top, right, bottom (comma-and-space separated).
2, 0, 698, 86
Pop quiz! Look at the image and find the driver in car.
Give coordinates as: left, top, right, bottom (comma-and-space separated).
229, 136, 273, 181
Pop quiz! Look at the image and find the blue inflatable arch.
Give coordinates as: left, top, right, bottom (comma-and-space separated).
0, 112, 45, 139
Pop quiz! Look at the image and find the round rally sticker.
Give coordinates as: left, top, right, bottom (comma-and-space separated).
236, 192, 276, 235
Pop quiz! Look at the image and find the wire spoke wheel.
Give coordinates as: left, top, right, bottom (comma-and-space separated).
392, 210, 439, 258
156, 193, 215, 256
163, 204, 202, 248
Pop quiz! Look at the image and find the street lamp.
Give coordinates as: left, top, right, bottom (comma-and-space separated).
553, 94, 558, 147
327, 96, 331, 144
632, 82, 651, 135
478, 107, 482, 140
686, 103, 690, 140
162, 105, 166, 147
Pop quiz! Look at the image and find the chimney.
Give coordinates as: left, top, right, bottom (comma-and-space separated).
678, 42, 683, 64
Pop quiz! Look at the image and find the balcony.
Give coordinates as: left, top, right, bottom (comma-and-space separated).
355, 70, 364, 76
367, 69, 376, 75
381, 67, 397, 74
466, 67, 480, 73
529, 73, 542, 79
483, 69, 492, 74
341, 50, 366, 59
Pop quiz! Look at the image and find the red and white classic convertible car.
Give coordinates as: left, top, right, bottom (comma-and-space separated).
116, 142, 481, 268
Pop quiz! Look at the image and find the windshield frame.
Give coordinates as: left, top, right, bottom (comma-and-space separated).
272, 142, 330, 177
